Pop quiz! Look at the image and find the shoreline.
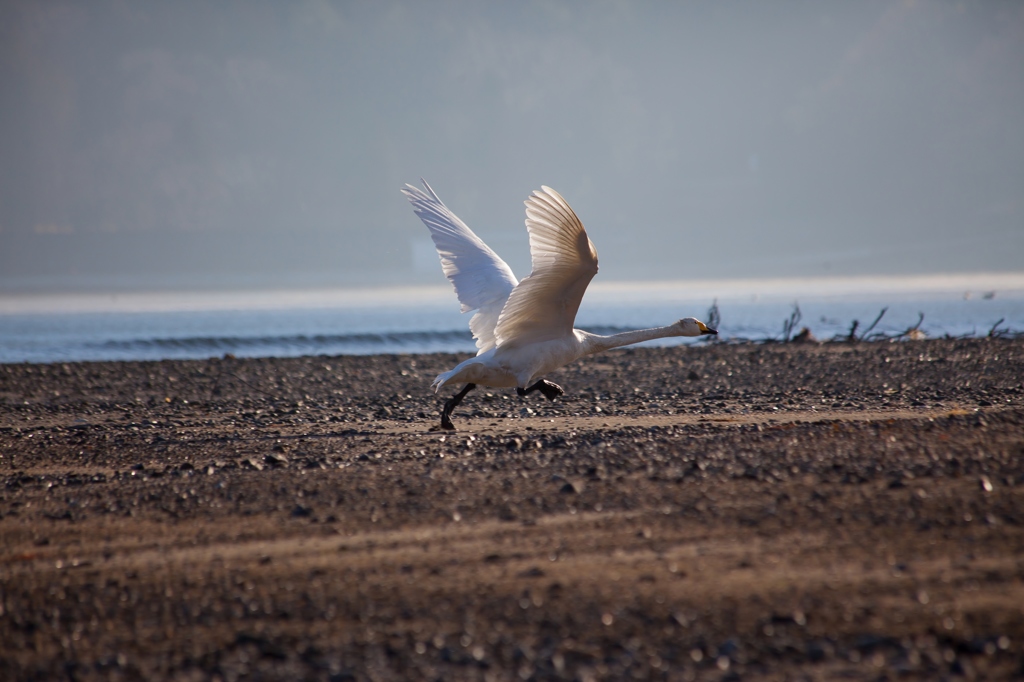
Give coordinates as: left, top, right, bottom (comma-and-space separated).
2, 338, 1023, 680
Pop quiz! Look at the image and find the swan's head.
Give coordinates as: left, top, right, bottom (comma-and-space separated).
676, 317, 718, 337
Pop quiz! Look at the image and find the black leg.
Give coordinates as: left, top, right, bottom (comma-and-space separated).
516, 379, 564, 402
440, 383, 476, 430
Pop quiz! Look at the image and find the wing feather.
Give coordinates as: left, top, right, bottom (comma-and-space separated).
402, 180, 517, 353
494, 186, 598, 347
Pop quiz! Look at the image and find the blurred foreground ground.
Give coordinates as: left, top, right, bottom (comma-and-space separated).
1, 339, 1023, 680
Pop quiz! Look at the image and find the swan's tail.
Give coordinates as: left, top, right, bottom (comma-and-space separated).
430, 370, 455, 394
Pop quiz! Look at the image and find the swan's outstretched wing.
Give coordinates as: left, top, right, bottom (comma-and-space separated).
494, 186, 599, 347
402, 180, 518, 354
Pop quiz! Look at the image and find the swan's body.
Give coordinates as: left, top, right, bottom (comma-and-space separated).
432, 327, 704, 391
403, 180, 717, 429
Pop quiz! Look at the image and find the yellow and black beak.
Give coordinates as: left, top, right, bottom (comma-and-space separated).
698, 322, 718, 335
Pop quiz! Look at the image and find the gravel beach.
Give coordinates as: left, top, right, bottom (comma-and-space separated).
2, 338, 1023, 681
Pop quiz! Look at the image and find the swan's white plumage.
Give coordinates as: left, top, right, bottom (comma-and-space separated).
401, 180, 517, 354
494, 186, 599, 347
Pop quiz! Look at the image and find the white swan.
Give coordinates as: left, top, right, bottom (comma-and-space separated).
403, 180, 717, 430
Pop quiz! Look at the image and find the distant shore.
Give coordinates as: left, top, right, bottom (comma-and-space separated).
3, 271, 1024, 313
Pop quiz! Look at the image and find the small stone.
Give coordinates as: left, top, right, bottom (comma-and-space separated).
979, 475, 993, 493
559, 480, 583, 494
265, 452, 288, 466
792, 327, 818, 343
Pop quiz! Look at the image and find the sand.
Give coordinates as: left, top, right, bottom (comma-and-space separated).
1, 338, 1023, 680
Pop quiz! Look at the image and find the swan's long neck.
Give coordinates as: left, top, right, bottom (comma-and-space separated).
580, 326, 681, 356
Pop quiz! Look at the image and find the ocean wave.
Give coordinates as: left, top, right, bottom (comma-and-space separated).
82, 325, 670, 358
88, 329, 479, 354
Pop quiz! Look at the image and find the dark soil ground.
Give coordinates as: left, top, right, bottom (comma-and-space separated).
1, 338, 1023, 681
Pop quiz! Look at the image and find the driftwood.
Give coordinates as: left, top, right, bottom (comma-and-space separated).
844, 319, 860, 343
830, 306, 888, 343
781, 303, 802, 342
697, 301, 1022, 345
893, 312, 926, 341
859, 307, 889, 341
703, 299, 722, 343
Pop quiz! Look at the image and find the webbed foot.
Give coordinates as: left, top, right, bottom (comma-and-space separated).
538, 380, 563, 401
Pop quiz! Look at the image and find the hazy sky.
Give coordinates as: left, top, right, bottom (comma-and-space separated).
1, 0, 1022, 291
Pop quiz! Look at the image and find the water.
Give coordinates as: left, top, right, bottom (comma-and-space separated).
2, 275, 1022, 364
